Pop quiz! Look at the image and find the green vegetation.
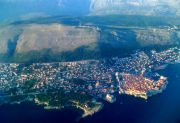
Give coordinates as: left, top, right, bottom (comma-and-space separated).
24, 79, 37, 89
35, 90, 95, 109
0, 46, 101, 63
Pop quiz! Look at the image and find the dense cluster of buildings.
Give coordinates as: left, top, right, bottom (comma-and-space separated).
118, 73, 167, 99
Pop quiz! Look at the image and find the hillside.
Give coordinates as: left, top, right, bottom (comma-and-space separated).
89, 0, 180, 16
0, 23, 100, 62
16, 24, 99, 53
0, 16, 180, 62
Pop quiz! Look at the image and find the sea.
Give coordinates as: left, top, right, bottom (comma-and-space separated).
0, 64, 180, 123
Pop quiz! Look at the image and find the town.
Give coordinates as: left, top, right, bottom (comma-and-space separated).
0, 47, 179, 110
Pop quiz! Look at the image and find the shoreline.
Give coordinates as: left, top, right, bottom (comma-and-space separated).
82, 102, 104, 118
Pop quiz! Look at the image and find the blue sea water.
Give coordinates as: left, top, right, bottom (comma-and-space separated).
79, 64, 180, 123
0, 64, 180, 123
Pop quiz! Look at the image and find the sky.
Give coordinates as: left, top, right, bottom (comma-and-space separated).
0, 0, 90, 23
0, 0, 180, 23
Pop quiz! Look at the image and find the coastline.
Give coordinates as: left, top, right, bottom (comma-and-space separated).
82, 102, 104, 118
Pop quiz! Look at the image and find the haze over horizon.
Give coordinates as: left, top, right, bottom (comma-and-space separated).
0, 0, 180, 22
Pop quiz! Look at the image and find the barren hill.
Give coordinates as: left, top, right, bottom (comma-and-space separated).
0, 16, 180, 62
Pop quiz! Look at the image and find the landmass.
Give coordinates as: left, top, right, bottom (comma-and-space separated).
0, 47, 179, 118
117, 73, 167, 99
1, 15, 180, 63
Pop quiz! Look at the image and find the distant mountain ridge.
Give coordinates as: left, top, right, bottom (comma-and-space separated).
89, 0, 180, 15
0, 0, 180, 21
